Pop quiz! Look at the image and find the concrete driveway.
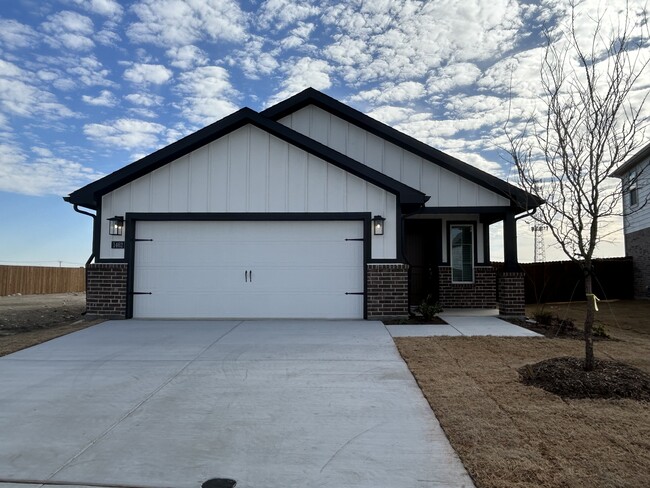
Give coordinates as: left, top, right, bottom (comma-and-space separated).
0, 320, 474, 488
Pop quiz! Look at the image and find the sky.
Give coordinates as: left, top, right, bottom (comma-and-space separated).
0, 0, 648, 267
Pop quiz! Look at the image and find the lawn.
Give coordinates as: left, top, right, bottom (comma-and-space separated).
395, 300, 650, 488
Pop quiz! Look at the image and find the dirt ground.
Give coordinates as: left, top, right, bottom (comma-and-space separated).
395, 299, 650, 488
0, 293, 100, 356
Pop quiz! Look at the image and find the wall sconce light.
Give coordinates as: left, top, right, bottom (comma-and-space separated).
372, 215, 385, 235
108, 216, 124, 236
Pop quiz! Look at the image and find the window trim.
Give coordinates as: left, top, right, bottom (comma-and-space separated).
448, 222, 476, 284
629, 170, 638, 207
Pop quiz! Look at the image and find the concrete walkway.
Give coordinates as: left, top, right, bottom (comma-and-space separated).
387, 309, 541, 337
0, 320, 474, 488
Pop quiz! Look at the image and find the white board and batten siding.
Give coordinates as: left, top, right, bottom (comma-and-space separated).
622, 160, 650, 234
279, 105, 512, 208
100, 124, 396, 260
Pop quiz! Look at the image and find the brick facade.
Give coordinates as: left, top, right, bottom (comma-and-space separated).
86, 263, 128, 318
498, 271, 525, 317
366, 263, 409, 318
626, 227, 650, 297
438, 266, 496, 308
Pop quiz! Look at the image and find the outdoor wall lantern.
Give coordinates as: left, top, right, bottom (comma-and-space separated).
108, 216, 124, 236
372, 215, 386, 235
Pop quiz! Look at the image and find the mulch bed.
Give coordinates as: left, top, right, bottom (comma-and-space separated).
383, 316, 447, 325
519, 356, 650, 401
507, 317, 611, 341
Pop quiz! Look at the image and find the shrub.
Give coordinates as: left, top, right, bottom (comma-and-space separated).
593, 323, 610, 338
533, 308, 554, 325
417, 295, 443, 321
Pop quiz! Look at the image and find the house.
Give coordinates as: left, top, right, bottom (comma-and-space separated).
64, 88, 542, 320
612, 142, 650, 298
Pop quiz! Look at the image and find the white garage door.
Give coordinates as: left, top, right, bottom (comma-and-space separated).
132, 220, 365, 319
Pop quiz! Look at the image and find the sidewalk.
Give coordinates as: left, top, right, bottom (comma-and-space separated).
387, 309, 541, 337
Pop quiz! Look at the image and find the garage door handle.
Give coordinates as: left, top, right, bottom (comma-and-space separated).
249, 270, 253, 282
245, 270, 249, 282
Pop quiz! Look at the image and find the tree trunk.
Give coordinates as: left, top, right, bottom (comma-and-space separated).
584, 270, 595, 371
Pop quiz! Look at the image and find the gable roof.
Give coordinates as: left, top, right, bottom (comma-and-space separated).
262, 88, 542, 212
611, 141, 650, 178
65, 107, 428, 210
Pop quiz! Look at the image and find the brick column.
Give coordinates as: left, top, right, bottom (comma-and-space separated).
498, 271, 525, 317
438, 266, 497, 308
86, 263, 128, 319
366, 263, 409, 319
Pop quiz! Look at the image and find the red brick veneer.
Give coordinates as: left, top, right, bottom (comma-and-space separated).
86, 263, 127, 318
366, 263, 409, 318
438, 266, 496, 309
498, 271, 525, 317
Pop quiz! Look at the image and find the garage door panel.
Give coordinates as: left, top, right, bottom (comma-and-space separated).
133, 220, 365, 319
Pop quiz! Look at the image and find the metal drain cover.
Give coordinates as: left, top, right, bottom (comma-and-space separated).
202, 479, 236, 488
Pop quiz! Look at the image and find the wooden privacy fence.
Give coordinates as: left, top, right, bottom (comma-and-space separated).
0, 265, 86, 296
496, 257, 634, 304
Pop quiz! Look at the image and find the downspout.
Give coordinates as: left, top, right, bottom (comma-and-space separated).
72, 205, 96, 314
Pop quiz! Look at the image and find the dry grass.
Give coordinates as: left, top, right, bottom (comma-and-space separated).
395, 300, 650, 488
0, 320, 101, 357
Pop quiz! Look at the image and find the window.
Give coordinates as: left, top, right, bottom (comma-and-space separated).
450, 224, 474, 283
629, 170, 638, 207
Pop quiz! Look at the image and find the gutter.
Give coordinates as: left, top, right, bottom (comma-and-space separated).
72, 205, 96, 314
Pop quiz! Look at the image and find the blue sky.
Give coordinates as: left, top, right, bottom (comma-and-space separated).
0, 0, 647, 267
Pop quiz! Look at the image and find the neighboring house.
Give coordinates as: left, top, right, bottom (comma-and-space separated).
612, 142, 650, 298
65, 88, 542, 320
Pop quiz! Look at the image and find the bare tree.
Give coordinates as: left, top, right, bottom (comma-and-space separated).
506, 3, 649, 370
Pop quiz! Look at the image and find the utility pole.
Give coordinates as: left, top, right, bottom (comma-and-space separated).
530, 224, 547, 262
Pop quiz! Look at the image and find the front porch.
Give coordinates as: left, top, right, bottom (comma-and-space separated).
404, 210, 525, 317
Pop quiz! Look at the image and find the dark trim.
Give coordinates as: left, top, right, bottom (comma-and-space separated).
92, 205, 102, 262
125, 212, 370, 222
123, 212, 372, 319
446, 220, 479, 283
503, 210, 519, 272
483, 222, 491, 265
413, 206, 511, 215
65, 107, 426, 210
368, 258, 405, 263
262, 88, 543, 212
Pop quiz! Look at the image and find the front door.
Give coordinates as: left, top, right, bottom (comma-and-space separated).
404, 219, 442, 307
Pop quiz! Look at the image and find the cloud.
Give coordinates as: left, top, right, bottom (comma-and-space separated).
123, 63, 173, 85
427, 63, 483, 93
0, 142, 101, 196
322, 0, 524, 83
166, 45, 208, 69
128, 107, 158, 118
175, 66, 239, 126
232, 37, 279, 79
41, 11, 95, 51
69, 0, 124, 19
127, 0, 247, 47
95, 28, 121, 45
0, 59, 76, 120
82, 89, 118, 107
125, 93, 163, 107
350, 81, 425, 104
280, 22, 315, 50
366, 106, 416, 126
83, 118, 171, 149
268, 57, 332, 105
256, 0, 320, 30
65, 55, 115, 87
0, 19, 37, 49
